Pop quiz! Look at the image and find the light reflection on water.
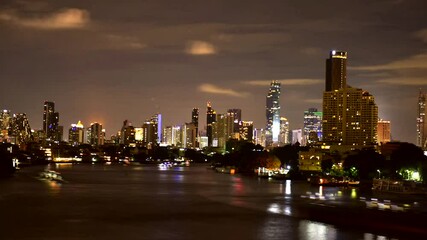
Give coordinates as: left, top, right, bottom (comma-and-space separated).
299, 220, 337, 240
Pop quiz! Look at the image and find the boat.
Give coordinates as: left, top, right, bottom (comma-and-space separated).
372, 179, 425, 194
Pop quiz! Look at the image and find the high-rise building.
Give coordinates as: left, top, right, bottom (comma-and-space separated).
227, 109, 242, 134
292, 129, 303, 145
0, 110, 11, 142
279, 117, 290, 146
69, 121, 84, 146
206, 102, 216, 147
417, 90, 427, 148
322, 51, 378, 146
266, 80, 281, 146
303, 108, 323, 145
10, 113, 32, 145
43, 101, 59, 141
239, 121, 253, 142
377, 120, 391, 144
212, 114, 227, 149
90, 122, 104, 146
150, 114, 162, 144
192, 108, 199, 136
325, 51, 347, 91
254, 128, 266, 147
183, 122, 197, 148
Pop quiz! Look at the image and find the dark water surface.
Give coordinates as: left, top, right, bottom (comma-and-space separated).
0, 163, 422, 239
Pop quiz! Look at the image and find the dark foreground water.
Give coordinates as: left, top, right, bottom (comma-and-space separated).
1, 163, 426, 240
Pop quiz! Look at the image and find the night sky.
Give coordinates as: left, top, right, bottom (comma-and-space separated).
1, 0, 427, 143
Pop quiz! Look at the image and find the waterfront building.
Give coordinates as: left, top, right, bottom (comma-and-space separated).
183, 122, 197, 148
266, 80, 281, 147
227, 109, 242, 134
10, 113, 32, 145
322, 51, 378, 146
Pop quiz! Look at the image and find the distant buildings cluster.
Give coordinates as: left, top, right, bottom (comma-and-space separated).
3, 51, 426, 152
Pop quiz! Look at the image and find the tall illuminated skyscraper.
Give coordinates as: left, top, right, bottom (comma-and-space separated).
417, 90, 427, 148
192, 108, 199, 137
279, 117, 290, 146
227, 109, 242, 134
266, 80, 281, 146
322, 51, 378, 146
90, 122, 104, 146
69, 121, 84, 146
43, 101, 59, 141
206, 102, 216, 147
325, 50, 347, 91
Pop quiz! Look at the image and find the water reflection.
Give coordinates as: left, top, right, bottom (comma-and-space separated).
267, 203, 292, 216
285, 180, 291, 195
46, 180, 61, 196
299, 220, 337, 240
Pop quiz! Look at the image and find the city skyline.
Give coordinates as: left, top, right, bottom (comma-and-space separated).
1, 0, 427, 143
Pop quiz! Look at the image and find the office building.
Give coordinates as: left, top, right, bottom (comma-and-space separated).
43, 101, 59, 141
239, 121, 253, 142
279, 117, 290, 146
90, 122, 104, 146
325, 51, 347, 91
69, 121, 84, 146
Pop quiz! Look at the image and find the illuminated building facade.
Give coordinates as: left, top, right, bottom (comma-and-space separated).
10, 113, 32, 145
43, 101, 59, 141
206, 102, 216, 147
303, 108, 322, 145
279, 117, 290, 146
292, 129, 303, 145
90, 122, 104, 146
192, 108, 199, 139
0, 110, 11, 142
322, 51, 378, 146
417, 90, 427, 148
239, 121, 253, 142
254, 128, 266, 147
227, 109, 242, 134
183, 122, 197, 148
266, 80, 281, 147
377, 119, 391, 144
69, 121, 84, 146
325, 51, 347, 91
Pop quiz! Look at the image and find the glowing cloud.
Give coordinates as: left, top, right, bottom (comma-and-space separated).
351, 53, 427, 71
0, 8, 89, 30
376, 78, 427, 86
186, 41, 216, 55
198, 84, 246, 97
245, 79, 322, 86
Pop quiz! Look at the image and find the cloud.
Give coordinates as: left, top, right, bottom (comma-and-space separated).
105, 34, 146, 50
245, 79, 323, 86
376, 77, 427, 86
0, 8, 89, 30
186, 41, 216, 55
350, 53, 427, 71
198, 84, 247, 97
414, 28, 427, 43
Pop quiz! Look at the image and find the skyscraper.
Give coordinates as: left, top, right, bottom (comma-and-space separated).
10, 113, 32, 145
0, 110, 11, 142
303, 108, 323, 145
266, 80, 281, 146
279, 117, 290, 146
69, 121, 84, 146
43, 101, 59, 141
417, 90, 427, 148
227, 109, 242, 134
191, 108, 199, 147
90, 122, 104, 146
325, 50, 347, 91
322, 51, 378, 146
206, 102, 216, 147
239, 121, 253, 142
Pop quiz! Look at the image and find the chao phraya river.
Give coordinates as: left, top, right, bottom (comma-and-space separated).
1, 163, 426, 239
